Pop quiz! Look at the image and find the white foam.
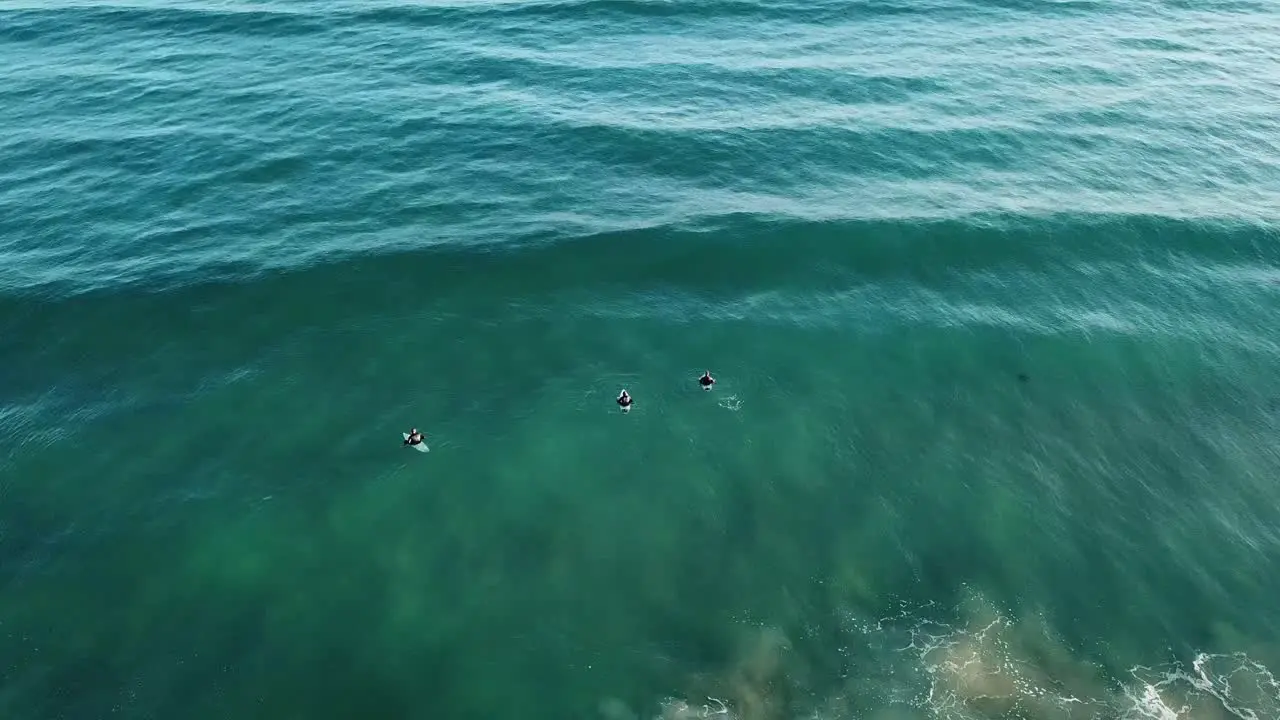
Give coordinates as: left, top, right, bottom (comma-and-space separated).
625, 595, 1279, 720
685, 611, 1274, 720
1129, 652, 1280, 720
1126, 683, 1183, 719
717, 395, 743, 412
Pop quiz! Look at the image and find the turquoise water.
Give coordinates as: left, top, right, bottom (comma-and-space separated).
4, 0, 1280, 718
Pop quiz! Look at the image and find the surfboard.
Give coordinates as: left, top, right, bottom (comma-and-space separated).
620, 404, 631, 413
403, 433, 429, 452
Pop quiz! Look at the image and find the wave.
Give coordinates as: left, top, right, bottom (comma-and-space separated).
341, 0, 1162, 26
0, 0, 1041, 42
3, 212, 1277, 429
0, 212, 1276, 301
4, 211, 1276, 447
0, 5, 328, 44
346, 0, 942, 26
0, 0, 1185, 46
4, 0, 1278, 305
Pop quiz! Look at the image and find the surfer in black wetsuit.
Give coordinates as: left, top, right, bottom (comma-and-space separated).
617, 390, 633, 411
404, 428, 425, 445
698, 371, 715, 390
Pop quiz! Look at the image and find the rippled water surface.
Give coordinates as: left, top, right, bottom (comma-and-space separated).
2, 1, 1280, 718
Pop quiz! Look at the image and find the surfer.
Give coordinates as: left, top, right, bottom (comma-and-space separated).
617, 390, 633, 412
404, 428, 426, 446
698, 370, 715, 390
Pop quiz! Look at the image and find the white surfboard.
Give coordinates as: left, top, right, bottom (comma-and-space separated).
403, 433, 429, 452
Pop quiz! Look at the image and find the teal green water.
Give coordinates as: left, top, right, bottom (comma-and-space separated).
4, 1, 1280, 718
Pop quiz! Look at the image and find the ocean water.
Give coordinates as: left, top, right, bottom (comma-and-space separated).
3, 0, 1280, 718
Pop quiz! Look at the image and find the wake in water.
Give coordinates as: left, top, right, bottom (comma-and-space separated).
598, 590, 1280, 720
